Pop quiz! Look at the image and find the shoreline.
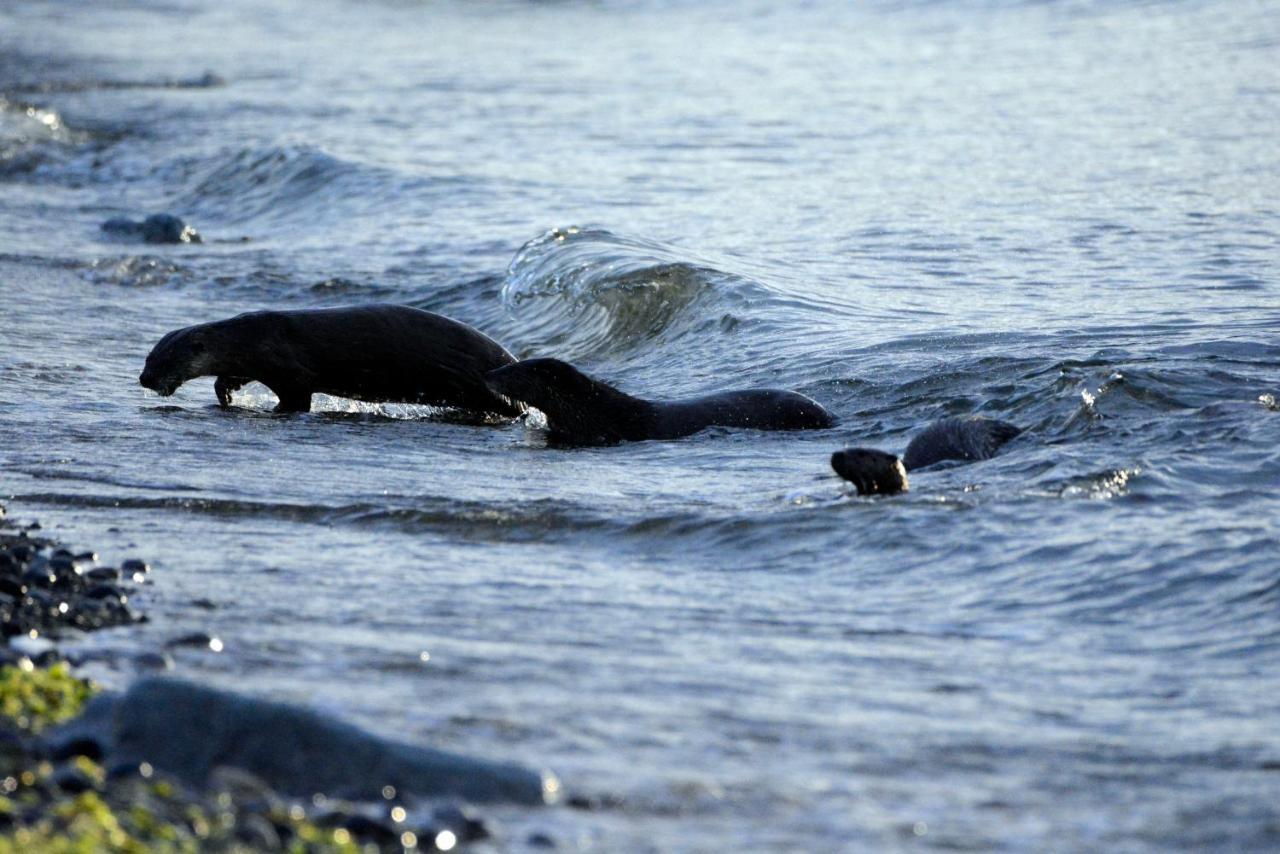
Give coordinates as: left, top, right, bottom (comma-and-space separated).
0, 501, 560, 851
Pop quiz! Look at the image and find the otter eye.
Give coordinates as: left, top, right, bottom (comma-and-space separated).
190, 340, 206, 354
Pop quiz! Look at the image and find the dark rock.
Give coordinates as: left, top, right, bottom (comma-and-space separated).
106, 760, 155, 781
80, 679, 556, 805
101, 214, 201, 244
21, 567, 56, 588
85, 584, 126, 602
31, 649, 63, 668
565, 791, 623, 811
528, 831, 557, 848
25, 590, 53, 611
339, 813, 400, 846
3, 517, 146, 636
46, 735, 105, 763
121, 558, 150, 574
49, 555, 77, 575
432, 803, 490, 841
52, 764, 99, 795
165, 631, 215, 649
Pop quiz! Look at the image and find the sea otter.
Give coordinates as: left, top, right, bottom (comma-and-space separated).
139, 304, 524, 417
485, 357, 835, 445
831, 416, 1022, 495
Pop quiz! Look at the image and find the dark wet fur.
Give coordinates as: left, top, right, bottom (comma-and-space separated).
486, 358, 835, 446
832, 416, 1021, 495
830, 448, 909, 496
140, 304, 524, 416
901, 416, 1023, 470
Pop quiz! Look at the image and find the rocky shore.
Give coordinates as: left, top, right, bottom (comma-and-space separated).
0, 503, 560, 851
1, 517, 144, 644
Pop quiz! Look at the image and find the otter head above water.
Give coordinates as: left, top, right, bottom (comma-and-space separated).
830, 448, 910, 496
139, 323, 228, 397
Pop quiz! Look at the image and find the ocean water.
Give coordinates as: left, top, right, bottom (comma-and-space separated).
2, 0, 1279, 849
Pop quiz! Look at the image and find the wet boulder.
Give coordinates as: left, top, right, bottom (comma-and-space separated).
100, 213, 201, 244
52, 678, 558, 806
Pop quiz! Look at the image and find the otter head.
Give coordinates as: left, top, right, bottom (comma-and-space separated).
486, 358, 641, 444
139, 324, 221, 396
831, 448, 909, 496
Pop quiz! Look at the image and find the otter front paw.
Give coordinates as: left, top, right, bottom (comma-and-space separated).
215, 376, 249, 408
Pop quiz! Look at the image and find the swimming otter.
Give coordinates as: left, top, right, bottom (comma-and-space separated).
485, 357, 835, 445
140, 304, 524, 416
831, 416, 1021, 496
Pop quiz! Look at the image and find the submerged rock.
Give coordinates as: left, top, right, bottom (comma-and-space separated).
53, 678, 558, 806
100, 213, 201, 244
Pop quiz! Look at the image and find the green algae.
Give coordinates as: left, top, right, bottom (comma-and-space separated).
0, 663, 96, 735
0, 766, 366, 854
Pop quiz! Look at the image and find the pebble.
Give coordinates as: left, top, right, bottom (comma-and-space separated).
51, 764, 98, 795
47, 736, 105, 763
165, 631, 216, 649
21, 567, 57, 589
431, 804, 490, 841
566, 792, 623, 811
336, 813, 400, 846
85, 585, 127, 602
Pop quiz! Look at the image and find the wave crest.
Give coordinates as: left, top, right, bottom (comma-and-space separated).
500, 226, 765, 362
0, 97, 76, 176
169, 144, 378, 223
